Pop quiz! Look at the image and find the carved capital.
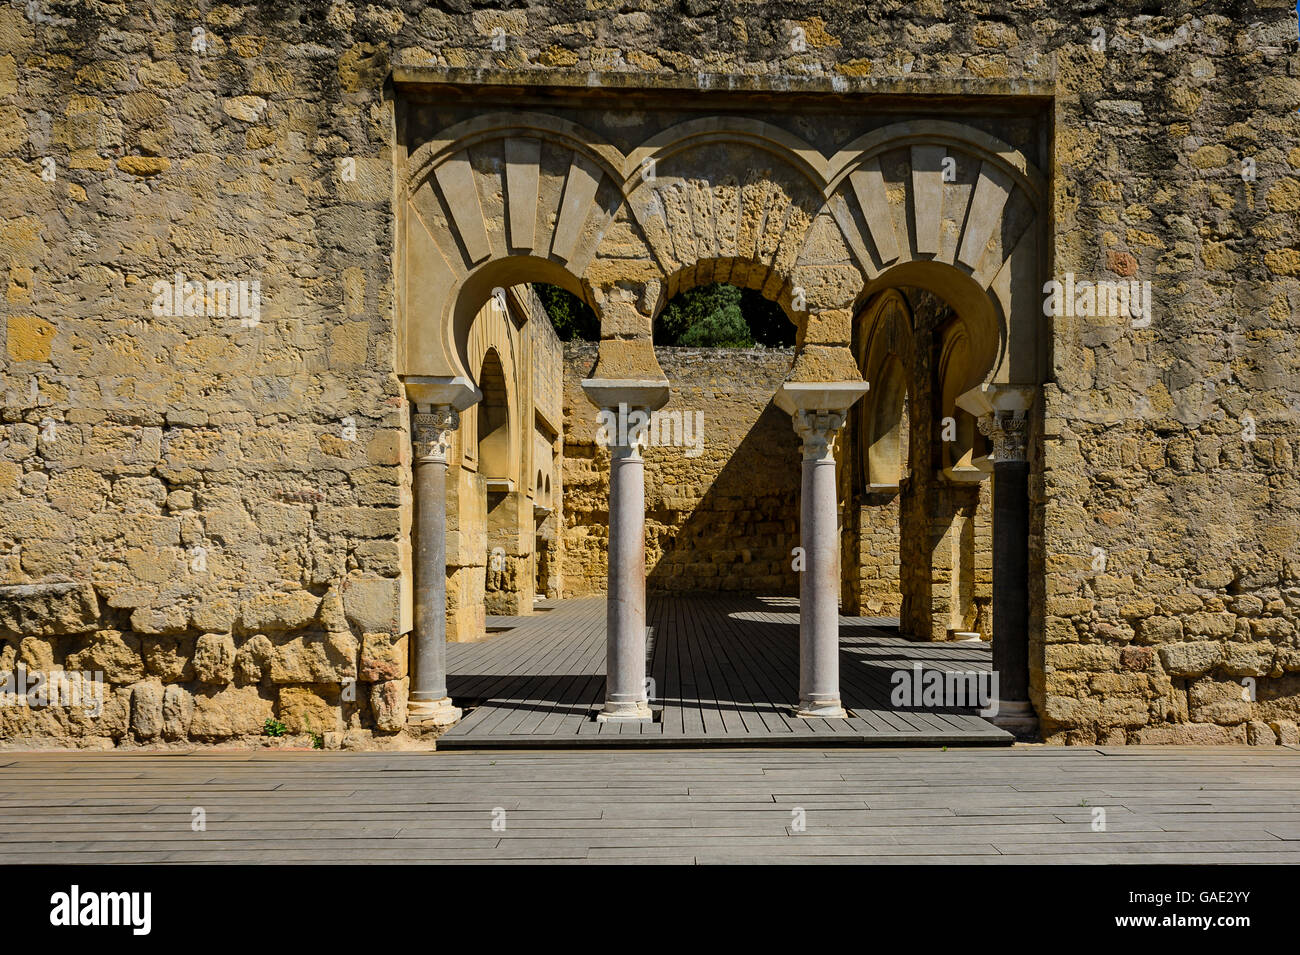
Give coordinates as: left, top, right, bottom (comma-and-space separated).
412, 406, 460, 464
978, 409, 1029, 462
792, 409, 847, 462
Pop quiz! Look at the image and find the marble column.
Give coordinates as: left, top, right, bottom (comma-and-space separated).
979, 408, 1036, 734
776, 382, 869, 719
793, 409, 851, 717
408, 406, 462, 725
582, 379, 670, 722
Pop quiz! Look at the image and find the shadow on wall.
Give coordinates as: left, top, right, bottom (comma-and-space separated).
646, 399, 800, 596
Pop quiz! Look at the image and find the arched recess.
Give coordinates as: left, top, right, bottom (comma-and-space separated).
476, 348, 512, 480
937, 318, 985, 476
462, 290, 521, 479
870, 358, 909, 486
855, 289, 915, 491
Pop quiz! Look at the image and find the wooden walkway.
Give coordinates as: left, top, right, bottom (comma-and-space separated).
442, 596, 1012, 748
1, 747, 1297, 863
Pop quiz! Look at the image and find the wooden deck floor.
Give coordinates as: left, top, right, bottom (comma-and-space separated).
442, 596, 1012, 748
2, 747, 1297, 864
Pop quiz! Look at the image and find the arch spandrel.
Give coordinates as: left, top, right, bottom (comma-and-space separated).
402, 112, 625, 380
827, 120, 1047, 388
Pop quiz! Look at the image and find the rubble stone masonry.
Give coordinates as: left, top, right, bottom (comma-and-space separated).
0, 1, 1298, 746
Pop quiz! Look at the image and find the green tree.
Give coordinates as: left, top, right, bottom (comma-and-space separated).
532, 283, 600, 341
655, 283, 795, 347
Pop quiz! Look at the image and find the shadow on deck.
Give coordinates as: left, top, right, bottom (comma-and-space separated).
440, 595, 1012, 748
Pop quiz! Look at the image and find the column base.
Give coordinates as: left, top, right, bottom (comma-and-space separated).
988, 699, 1038, 737
408, 697, 462, 726
794, 700, 848, 719
595, 701, 652, 722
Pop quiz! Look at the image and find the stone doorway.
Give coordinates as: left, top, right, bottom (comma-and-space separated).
396, 74, 1049, 735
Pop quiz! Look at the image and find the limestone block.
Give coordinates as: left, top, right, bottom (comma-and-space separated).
129, 605, 188, 635
141, 635, 194, 681
189, 685, 275, 739
369, 678, 407, 732
1136, 723, 1247, 745
191, 598, 236, 634
234, 634, 273, 683
1158, 641, 1222, 677
1187, 678, 1252, 725
277, 685, 343, 734
130, 681, 163, 740
193, 632, 235, 684
1046, 644, 1119, 671
1246, 720, 1277, 746
268, 631, 358, 684
66, 631, 144, 684
359, 632, 407, 682
1097, 696, 1148, 728
1221, 642, 1276, 678
162, 684, 193, 740
19, 636, 58, 671
1269, 719, 1299, 745
0, 582, 99, 636
240, 590, 320, 632
340, 575, 399, 634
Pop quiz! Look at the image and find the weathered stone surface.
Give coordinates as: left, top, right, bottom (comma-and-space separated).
0, 583, 99, 636
1136, 723, 1248, 745
1222, 642, 1276, 678
359, 632, 407, 682
189, 686, 275, 740
140, 635, 194, 682
130, 681, 163, 740
1188, 679, 1252, 726
268, 632, 358, 684
162, 684, 194, 740
193, 632, 235, 684
277, 685, 344, 734
65, 632, 144, 684
1270, 719, 1299, 745
1246, 720, 1277, 746
240, 591, 321, 632
1158, 641, 1223, 678
340, 576, 400, 634
191, 599, 236, 634
129, 605, 188, 635
234, 634, 273, 684
370, 678, 407, 732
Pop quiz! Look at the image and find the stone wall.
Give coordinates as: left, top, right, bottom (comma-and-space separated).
0, 0, 1297, 745
562, 342, 800, 597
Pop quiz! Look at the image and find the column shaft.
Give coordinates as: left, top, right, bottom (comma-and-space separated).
409, 408, 462, 726
599, 439, 651, 721
412, 452, 449, 705
799, 446, 844, 716
978, 406, 1036, 735
992, 458, 1030, 704
792, 410, 849, 719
